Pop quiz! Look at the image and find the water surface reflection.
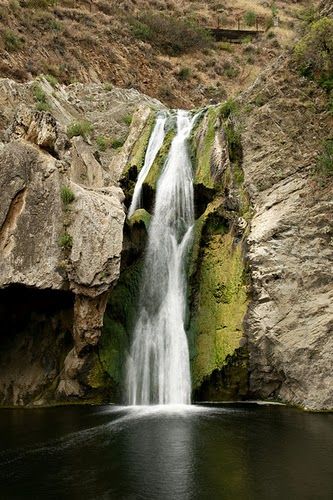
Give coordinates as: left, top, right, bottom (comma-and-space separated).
0, 404, 332, 499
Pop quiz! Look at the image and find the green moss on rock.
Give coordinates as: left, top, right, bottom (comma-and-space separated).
128, 208, 151, 231
192, 106, 221, 190
143, 128, 175, 191
189, 230, 248, 390
99, 260, 143, 389
124, 111, 155, 176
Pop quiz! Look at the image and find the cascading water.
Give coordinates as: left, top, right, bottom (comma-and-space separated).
126, 110, 197, 405
127, 112, 168, 218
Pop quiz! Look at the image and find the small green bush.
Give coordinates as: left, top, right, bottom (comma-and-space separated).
220, 98, 238, 119
33, 84, 47, 102
123, 114, 132, 126
104, 83, 113, 91
67, 120, 93, 139
316, 140, 333, 177
48, 19, 62, 31
224, 65, 239, 79
33, 84, 50, 111
177, 67, 191, 81
244, 11, 257, 27
45, 74, 58, 87
111, 138, 125, 149
96, 135, 109, 152
59, 232, 73, 249
61, 186, 75, 205
36, 101, 51, 112
4, 30, 23, 52
218, 42, 234, 53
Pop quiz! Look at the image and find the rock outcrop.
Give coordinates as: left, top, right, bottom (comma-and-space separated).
239, 56, 333, 410
0, 77, 161, 405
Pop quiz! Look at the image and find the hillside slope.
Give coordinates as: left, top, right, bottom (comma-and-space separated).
0, 0, 312, 107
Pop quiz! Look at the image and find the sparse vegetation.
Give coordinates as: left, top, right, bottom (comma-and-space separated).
59, 232, 73, 249
220, 98, 238, 119
244, 11, 257, 28
67, 121, 93, 139
123, 115, 132, 126
129, 12, 212, 56
44, 74, 58, 87
111, 138, 125, 149
294, 17, 333, 91
3, 30, 23, 52
218, 42, 234, 53
224, 63, 239, 79
177, 67, 191, 81
61, 186, 75, 205
33, 83, 51, 111
316, 140, 333, 177
96, 135, 110, 152
25, 0, 57, 8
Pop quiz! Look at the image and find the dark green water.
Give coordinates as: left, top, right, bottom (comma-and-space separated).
0, 404, 332, 499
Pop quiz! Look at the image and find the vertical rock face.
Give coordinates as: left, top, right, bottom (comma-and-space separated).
240, 57, 333, 410
0, 77, 160, 405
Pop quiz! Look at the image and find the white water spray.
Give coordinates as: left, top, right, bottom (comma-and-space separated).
127, 112, 168, 218
126, 110, 197, 405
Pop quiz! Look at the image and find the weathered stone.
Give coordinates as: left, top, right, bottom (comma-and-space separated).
240, 57, 333, 411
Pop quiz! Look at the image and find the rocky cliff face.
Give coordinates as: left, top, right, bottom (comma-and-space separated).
239, 55, 333, 411
0, 77, 161, 405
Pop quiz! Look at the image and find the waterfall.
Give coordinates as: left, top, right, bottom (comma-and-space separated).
127, 112, 168, 218
126, 110, 197, 405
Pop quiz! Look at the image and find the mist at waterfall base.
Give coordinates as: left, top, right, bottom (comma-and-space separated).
126, 110, 196, 405
1, 404, 333, 499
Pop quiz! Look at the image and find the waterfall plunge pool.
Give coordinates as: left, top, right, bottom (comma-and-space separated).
0, 403, 332, 499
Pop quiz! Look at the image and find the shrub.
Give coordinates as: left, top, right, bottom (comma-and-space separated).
129, 12, 212, 56
61, 186, 75, 205
224, 65, 239, 79
104, 83, 113, 91
59, 232, 73, 249
220, 98, 238, 119
33, 84, 46, 101
4, 30, 23, 52
218, 42, 234, 53
177, 67, 191, 81
36, 101, 51, 111
96, 135, 109, 152
294, 17, 333, 88
111, 138, 125, 149
33, 84, 50, 111
48, 19, 62, 31
123, 114, 132, 126
316, 140, 333, 177
244, 11, 257, 27
67, 121, 93, 139
45, 74, 58, 87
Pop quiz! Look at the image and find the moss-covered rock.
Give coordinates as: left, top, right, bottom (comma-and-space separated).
189, 227, 248, 390
187, 99, 250, 398
98, 259, 143, 398
128, 208, 151, 231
